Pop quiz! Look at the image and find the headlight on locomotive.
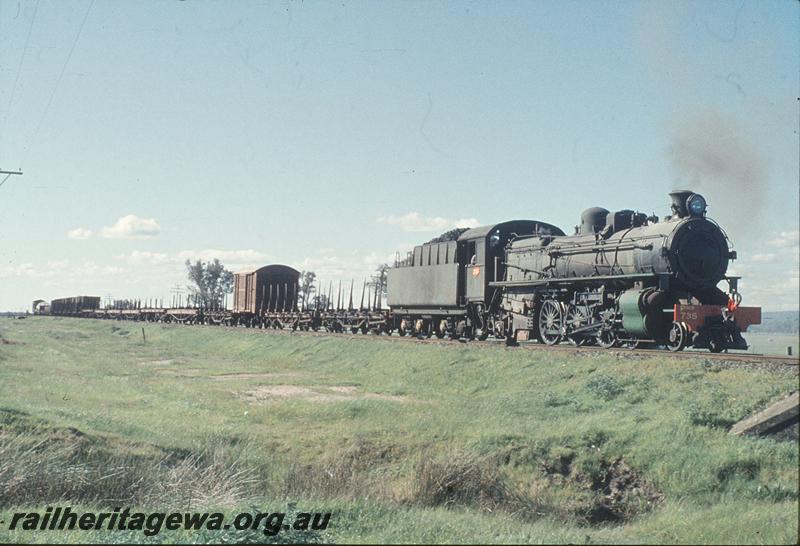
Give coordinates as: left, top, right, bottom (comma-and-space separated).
686, 193, 707, 217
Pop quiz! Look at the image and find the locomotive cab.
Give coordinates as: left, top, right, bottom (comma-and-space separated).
388, 220, 565, 313
458, 220, 565, 306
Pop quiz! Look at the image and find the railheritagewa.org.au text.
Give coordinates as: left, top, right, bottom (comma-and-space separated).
3, 506, 331, 537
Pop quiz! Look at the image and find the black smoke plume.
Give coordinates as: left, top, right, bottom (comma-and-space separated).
667, 110, 767, 242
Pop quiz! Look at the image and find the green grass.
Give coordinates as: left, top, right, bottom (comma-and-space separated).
0, 317, 797, 544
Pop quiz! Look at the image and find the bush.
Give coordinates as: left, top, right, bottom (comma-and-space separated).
411, 449, 508, 510
586, 375, 624, 401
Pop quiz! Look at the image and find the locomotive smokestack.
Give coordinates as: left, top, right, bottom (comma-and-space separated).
668, 190, 693, 218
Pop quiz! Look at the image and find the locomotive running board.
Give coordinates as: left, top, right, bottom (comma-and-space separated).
490, 272, 659, 288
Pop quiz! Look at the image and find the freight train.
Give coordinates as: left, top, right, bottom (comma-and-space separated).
41, 191, 760, 352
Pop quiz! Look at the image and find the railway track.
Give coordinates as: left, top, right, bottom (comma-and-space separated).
120, 317, 798, 367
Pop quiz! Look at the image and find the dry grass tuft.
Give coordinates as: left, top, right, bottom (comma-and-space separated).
411, 449, 508, 509
0, 429, 259, 510
282, 438, 398, 501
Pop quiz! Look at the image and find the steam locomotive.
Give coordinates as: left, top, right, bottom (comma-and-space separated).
387, 191, 760, 352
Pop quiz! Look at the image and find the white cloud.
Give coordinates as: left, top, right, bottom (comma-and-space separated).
116, 249, 269, 271
116, 250, 171, 266
0, 260, 122, 282
0, 262, 41, 279
67, 227, 92, 240
750, 253, 777, 263
743, 272, 800, 310
768, 230, 799, 248
175, 249, 268, 267
295, 255, 352, 279
293, 249, 397, 288
75, 261, 99, 275
101, 214, 161, 239
377, 212, 479, 233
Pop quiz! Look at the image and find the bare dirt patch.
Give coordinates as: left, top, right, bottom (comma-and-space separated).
155, 368, 204, 377
139, 359, 174, 366
154, 369, 308, 381
328, 386, 358, 393
240, 385, 411, 404
211, 372, 304, 381
242, 385, 341, 402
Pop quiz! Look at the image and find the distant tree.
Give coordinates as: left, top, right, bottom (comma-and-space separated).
371, 263, 389, 300
309, 293, 330, 310
185, 259, 234, 308
298, 270, 317, 309
426, 227, 470, 244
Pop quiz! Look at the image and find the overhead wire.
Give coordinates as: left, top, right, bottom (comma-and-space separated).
19, 0, 95, 167
0, 0, 41, 165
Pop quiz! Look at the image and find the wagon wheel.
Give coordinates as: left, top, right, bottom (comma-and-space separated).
492, 319, 505, 339
398, 320, 408, 337
708, 336, 725, 353
565, 304, 591, 347
596, 328, 617, 349
472, 316, 489, 341
537, 299, 565, 345
422, 320, 433, 339
623, 336, 640, 350
667, 321, 688, 352
435, 320, 447, 339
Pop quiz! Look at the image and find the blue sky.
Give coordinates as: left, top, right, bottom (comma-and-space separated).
0, 0, 797, 311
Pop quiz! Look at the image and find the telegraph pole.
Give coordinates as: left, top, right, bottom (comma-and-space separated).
0, 169, 22, 188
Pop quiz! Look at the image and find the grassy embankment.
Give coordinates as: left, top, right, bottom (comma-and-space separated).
0, 317, 797, 544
